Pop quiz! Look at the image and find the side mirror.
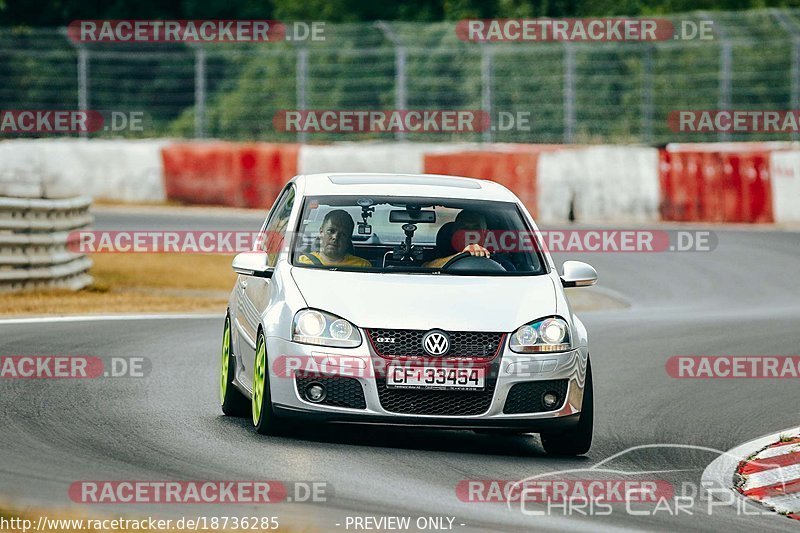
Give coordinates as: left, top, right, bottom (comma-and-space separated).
560, 260, 597, 288
232, 252, 273, 278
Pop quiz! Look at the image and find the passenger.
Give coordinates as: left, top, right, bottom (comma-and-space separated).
298, 209, 371, 268
424, 210, 491, 268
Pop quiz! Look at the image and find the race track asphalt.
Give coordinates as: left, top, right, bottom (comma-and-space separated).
0, 210, 798, 532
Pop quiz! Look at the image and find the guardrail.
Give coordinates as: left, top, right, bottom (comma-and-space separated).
0, 196, 93, 292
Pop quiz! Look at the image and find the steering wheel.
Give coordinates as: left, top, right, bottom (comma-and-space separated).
441, 252, 507, 272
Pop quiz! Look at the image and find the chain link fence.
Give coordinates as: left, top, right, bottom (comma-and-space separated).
3, 9, 800, 144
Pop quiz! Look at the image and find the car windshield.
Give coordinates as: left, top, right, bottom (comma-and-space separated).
290, 195, 547, 276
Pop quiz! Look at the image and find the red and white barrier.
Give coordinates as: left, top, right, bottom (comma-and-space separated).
1, 139, 798, 224
423, 144, 566, 217
659, 143, 782, 223
299, 142, 479, 175
737, 435, 800, 520
161, 142, 298, 208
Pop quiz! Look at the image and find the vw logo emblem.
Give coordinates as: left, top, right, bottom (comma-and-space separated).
422, 330, 450, 356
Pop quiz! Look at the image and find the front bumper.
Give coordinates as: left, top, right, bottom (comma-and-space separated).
265, 335, 589, 431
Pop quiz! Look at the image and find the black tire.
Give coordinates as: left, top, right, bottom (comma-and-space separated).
540, 358, 594, 456
220, 315, 250, 417
252, 330, 288, 435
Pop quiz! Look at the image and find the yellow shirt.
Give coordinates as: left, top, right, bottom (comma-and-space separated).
423, 254, 457, 268
298, 252, 371, 268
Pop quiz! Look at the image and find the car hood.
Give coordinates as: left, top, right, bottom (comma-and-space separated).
290, 267, 558, 332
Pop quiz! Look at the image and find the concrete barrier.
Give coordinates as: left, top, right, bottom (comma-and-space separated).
0, 196, 93, 292
537, 146, 660, 223
769, 150, 800, 223
299, 142, 480, 175
0, 139, 168, 201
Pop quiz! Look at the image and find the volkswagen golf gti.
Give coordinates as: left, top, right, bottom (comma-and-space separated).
220, 173, 598, 455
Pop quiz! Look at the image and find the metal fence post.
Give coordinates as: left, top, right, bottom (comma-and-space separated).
792, 39, 800, 142
395, 45, 407, 141
770, 8, 800, 140
194, 47, 206, 139
563, 43, 576, 144
77, 48, 89, 139
718, 41, 732, 142
296, 47, 308, 144
376, 22, 407, 141
642, 45, 655, 144
481, 45, 493, 143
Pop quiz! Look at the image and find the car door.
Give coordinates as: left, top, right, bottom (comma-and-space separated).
237, 185, 296, 387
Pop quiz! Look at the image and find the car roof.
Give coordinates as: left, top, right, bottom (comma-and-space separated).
293, 173, 519, 202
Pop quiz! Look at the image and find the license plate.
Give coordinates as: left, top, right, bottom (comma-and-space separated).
387, 365, 485, 390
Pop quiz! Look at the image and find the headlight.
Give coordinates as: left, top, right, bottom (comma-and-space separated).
292, 309, 361, 348
509, 317, 570, 353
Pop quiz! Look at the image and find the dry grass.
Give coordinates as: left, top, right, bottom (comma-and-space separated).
91, 198, 182, 208
0, 253, 626, 317
0, 254, 236, 317
90, 254, 235, 291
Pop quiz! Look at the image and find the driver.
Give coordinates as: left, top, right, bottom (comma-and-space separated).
423, 210, 491, 268
298, 209, 371, 268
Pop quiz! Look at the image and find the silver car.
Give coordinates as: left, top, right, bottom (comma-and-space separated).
220, 173, 598, 455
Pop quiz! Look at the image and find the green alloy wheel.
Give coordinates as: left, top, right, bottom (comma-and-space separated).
219, 315, 249, 417
252, 331, 287, 435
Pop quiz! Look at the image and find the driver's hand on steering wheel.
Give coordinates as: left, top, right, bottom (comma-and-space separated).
462, 244, 491, 258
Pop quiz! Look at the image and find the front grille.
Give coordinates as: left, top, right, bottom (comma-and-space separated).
503, 380, 569, 414
295, 375, 366, 409
374, 357, 501, 416
367, 329, 505, 359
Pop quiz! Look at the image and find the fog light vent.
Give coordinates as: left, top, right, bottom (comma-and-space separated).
305, 382, 327, 403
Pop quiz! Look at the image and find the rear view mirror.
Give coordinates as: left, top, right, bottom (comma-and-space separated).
232, 252, 273, 278
560, 261, 597, 288
389, 210, 436, 224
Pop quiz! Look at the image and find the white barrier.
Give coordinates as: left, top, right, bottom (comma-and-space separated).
298, 142, 481, 175
0, 196, 93, 292
769, 150, 800, 223
0, 139, 169, 201
3, 139, 794, 225
536, 146, 660, 223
